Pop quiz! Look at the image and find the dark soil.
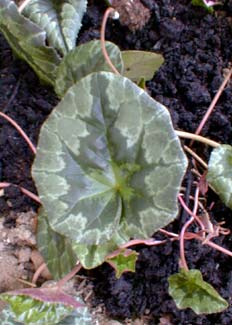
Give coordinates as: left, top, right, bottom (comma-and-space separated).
1, 0, 232, 324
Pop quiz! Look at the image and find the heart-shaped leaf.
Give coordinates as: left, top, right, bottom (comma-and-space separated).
37, 207, 77, 279
207, 145, 232, 209
121, 50, 164, 82
106, 249, 139, 278
55, 40, 124, 97
168, 269, 228, 314
22, 0, 87, 55
0, 0, 60, 86
32, 72, 187, 246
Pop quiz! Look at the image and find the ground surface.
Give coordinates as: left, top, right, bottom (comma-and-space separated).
1, 0, 232, 324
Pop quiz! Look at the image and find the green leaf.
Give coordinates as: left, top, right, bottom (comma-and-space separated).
0, 306, 21, 324
32, 72, 187, 247
121, 50, 164, 82
55, 40, 124, 97
191, 0, 214, 12
37, 207, 77, 279
0, 0, 60, 86
0, 294, 73, 324
22, 0, 87, 55
106, 249, 139, 278
72, 228, 129, 269
168, 269, 228, 314
207, 145, 232, 209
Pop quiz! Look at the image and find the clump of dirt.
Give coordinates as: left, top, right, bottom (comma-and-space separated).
0, 0, 232, 323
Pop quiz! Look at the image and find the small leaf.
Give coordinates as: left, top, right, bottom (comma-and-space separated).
207, 145, 232, 209
168, 269, 228, 314
32, 72, 187, 246
55, 40, 124, 97
0, 0, 60, 86
106, 249, 139, 278
37, 207, 77, 279
22, 0, 87, 55
121, 50, 164, 82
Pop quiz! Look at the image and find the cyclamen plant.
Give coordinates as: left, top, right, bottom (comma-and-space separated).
0, 0, 232, 323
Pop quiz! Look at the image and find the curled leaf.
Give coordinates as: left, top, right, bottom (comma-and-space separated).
22, 0, 87, 55
0, 0, 60, 86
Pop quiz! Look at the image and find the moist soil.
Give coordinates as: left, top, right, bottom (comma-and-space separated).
1, 0, 232, 324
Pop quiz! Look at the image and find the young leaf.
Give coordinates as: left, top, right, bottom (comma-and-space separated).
32, 72, 187, 247
168, 269, 228, 314
207, 145, 232, 209
37, 207, 77, 280
121, 50, 164, 82
55, 40, 124, 97
22, 0, 87, 55
0, 0, 60, 86
106, 249, 139, 278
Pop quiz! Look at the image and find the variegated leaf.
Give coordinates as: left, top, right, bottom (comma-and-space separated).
55, 40, 124, 97
22, 0, 87, 55
0, 0, 60, 86
207, 145, 232, 209
32, 72, 187, 246
37, 207, 77, 279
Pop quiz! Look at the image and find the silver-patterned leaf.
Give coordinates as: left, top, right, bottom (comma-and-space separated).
37, 207, 77, 280
55, 40, 124, 97
0, 0, 60, 86
22, 0, 87, 55
207, 144, 232, 209
32, 72, 187, 246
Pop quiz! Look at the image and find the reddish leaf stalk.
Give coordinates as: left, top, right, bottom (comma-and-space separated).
179, 187, 200, 271
192, 68, 232, 144
0, 182, 41, 204
101, 7, 121, 75
0, 112, 36, 155
57, 262, 82, 289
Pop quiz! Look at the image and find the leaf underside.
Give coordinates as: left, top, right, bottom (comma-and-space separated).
22, 0, 87, 55
0, 0, 60, 86
55, 40, 124, 97
121, 50, 164, 82
32, 72, 187, 249
207, 145, 232, 209
168, 269, 228, 314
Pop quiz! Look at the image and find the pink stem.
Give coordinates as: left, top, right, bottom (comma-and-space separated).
57, 262, 82, 289
193, 68, 232, 140
179, 187, 200, 271
0, 182, 41, 204
101, 8, 120, 75
0, 112, 36, 155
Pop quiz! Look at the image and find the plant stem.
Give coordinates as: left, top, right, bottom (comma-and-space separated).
18, 0, 32, 13
0, 182, 41, 204
101, 7, 121, 75
176, 130, 220, 148
184, 145, 208, 169
179, 187, 200, 271
0, 112, 36, 154
57, 262, 82, 289
193, 68, 232, 141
